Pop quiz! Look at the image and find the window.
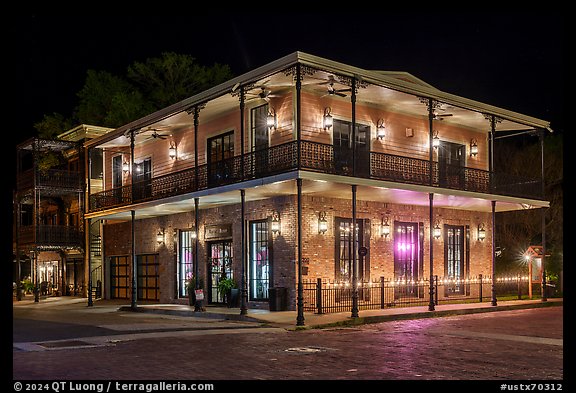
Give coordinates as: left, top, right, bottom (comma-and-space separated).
393, 221, 424, 298
178, 230, 195, 297
444, 225, 465, 295
334, 218, 369, 282
250, 220, 271, 300
208, 131, 234, 186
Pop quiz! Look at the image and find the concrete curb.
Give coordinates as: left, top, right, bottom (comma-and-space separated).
304, 299, 563, 330
117, 305, 266, 323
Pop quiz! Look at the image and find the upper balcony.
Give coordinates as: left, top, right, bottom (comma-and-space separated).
16, 138, 83, 195
85, 52, 550, 215
88, 140, 542, 212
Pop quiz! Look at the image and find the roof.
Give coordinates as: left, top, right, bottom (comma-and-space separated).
85, 51, 552, 149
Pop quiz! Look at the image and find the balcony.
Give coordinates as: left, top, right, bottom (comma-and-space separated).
18, 225, 84, 249
17, 168, 83, 193
89, 140, 542, 212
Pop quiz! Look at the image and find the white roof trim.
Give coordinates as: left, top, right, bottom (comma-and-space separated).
86, 51, 551, 148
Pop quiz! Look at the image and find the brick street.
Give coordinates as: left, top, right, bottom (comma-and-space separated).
13, 301, 563, 382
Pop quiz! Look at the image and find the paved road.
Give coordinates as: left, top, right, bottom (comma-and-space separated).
13, 300, 563, 381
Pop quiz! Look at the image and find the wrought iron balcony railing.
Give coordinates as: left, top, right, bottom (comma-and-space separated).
17, 168, 82, 192
18, 225, 83, 248
89, 140, 543, 212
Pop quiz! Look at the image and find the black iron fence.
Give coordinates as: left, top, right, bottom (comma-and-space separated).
303, 275, 536, 314
18, 225, 83, 248
89, 139, 543, 211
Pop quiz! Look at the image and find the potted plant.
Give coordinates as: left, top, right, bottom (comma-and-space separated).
217, 277, 237, 307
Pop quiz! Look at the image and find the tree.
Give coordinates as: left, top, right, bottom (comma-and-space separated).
127, 52, 233, 109
34, 53, 235, 136
76, 70, 153, 128
495, 132, 563, 279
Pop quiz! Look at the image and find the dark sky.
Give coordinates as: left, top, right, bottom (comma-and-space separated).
4, 12, 564, 210
8, 12, 563, 139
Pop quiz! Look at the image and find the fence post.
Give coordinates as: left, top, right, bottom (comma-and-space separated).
517, 273, 522, 300
316, 278, 323, 315
380, 276, 385, 309
479, 274, 483, 302
434, 275, 439, 306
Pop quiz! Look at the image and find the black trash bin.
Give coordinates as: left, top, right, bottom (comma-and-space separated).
269, 287, 288, 311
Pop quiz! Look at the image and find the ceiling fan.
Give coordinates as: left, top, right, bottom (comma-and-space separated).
141, 127, 170, 140
311, 76, 351, 98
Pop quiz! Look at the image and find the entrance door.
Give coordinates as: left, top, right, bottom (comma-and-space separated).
112, 155, 123, 204
335, 218, 368, 282
208, 132, 234, 186
394, 222, 423, 298
66, 258, 84, 296
208, 240, 233, 303
133, 158, 152, 200
249, 220, 271, 300
251, 104, 269, 177
110, 256, 129, 299
438, 141, 465, 188
444, 225, 465, 295
333, 119, 370, 177
137, 254, 159, 301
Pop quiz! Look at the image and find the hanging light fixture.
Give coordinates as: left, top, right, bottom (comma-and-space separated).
122, 161, 130, 173
380, 216, 390, 238
267, 108, 277, 130
190, 228, 197, 240
376, 119, 386, 139
470, 138, 478, 157
318, 211, 328, 234
433, 221, 442, 239
270, 211, 281, 234
169, 142, 177, 159
323, 107, 333, 130
478, 223, 486, 241
433, 130, 440, 149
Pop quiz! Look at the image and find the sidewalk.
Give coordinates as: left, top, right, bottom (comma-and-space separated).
14, 295, 562, 330
119, 298, 563, 329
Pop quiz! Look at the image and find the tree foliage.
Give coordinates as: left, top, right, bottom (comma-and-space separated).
34, 53, 234, 136
495, 133, 563, 278
127, 52, 233, 109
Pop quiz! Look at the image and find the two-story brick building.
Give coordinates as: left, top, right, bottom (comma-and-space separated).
83, 52, 550, 321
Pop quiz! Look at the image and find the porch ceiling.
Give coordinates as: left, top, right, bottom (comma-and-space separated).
89, 172, 547, 223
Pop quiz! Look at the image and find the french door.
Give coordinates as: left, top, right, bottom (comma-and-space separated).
207, 240, 233, 303
393, 222, 424, 298
334, 218, 369, 282
333, 119, 370, 177
444, 225, 466, 295
438, 141, 465, 188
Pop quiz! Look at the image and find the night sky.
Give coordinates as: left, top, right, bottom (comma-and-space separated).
4, 12, 564, 235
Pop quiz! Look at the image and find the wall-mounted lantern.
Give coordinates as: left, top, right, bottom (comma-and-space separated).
376, 119, 386, 139
267, 108, 277, 130
478, 223, 486, 241
380, 216, 391, 238
122, 161, 130, 173
433, 221, 442, 239
318, 211, 328, 234
156, 229, 165, 245
323, 107, 333, 130
169, 142, 177, 159
271, 211, 281, 234
470, 138, 478, 157
433, 130, 440, 149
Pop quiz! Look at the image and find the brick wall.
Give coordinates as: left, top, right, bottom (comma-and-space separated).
102, 193, 492, 309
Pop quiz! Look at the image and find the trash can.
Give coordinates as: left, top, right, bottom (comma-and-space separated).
269, 287, 288, 311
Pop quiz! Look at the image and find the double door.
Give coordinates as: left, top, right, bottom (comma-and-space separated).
207, 240, 233, 304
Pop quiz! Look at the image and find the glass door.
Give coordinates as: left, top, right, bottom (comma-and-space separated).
444, 225, 465, 295
333, 119, 370, 177
438, 141, 465, 188
249, 220, 271, 300
394, 222, 422, 298
208, 240, 233, 303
